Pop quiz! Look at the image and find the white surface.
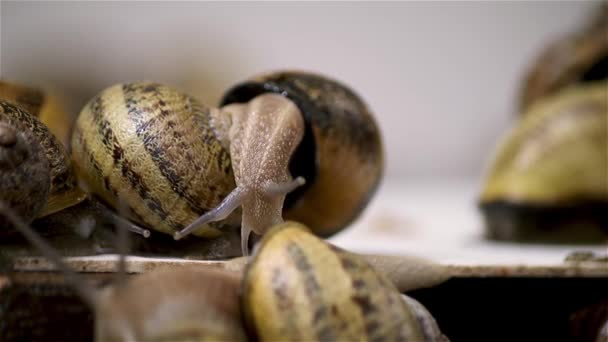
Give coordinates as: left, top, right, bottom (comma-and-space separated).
0, 1, 595, 179
329, 180, 608, 265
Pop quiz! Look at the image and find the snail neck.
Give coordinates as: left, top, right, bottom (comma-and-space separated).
223, 93, 306, 254
173, 94, 306, 255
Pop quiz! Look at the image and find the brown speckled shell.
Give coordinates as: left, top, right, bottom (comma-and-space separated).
221, 71, 383, 237
0, 102, 51, 232
519, 4, 608, 111
0, 98, 84, 218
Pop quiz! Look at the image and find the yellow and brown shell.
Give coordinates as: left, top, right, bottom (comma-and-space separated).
221, 71, 384, 237
480, 82, 607, 242
71, 82, 239, 238
243, 221, 445, 341
0, 101, 50, 231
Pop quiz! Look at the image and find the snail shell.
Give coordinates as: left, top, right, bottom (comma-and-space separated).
519, 3, 608, 110
0, 94, 85, 218
71, 82, 238, 238
95, 267, 246, 341
0, 80, 73, 146
221, 71, 384, 237
480, 82, 608, 241
243, 221, 446, 341
0, 101, 50, 230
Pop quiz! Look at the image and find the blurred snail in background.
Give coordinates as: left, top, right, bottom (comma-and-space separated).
480, 4, 608, 242
71, 71, 383, 254
1, 200, 446, 341
480, 83, 607, 242
519, 2, 607, 111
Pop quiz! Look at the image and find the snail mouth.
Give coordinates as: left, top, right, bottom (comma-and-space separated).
580, 53, 608, 83
480, 199, 608, 244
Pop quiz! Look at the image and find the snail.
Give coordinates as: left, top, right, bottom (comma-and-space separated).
0, 101, 51, 231
71, 71, 383, 254
519, 2, 608, 111
243, 221, 447, 341
0, 80, 73, 146
0, 86, 86, 221
0, 203, 447, 341
0, 100, 87, 228
479, 81, 608, 242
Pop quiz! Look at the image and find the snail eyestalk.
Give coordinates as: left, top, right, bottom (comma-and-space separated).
174, 187, 246, 241
102, 205, 151, 239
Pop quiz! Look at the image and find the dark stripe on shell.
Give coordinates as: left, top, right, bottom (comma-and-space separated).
269, 266, 301, 339
286, 241, 336, 341
121, 83, 211, 214
88, 94, 180, 230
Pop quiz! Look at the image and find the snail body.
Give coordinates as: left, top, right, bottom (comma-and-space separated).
221, 71, 384, 237
0, 102, 50, 230
95, 267, 247, 341
480, 82, 608, 241
72, 71, 383, 254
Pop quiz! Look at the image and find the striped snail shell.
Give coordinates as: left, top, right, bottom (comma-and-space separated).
243, 221, 446, 341
221, 71, 384, 238
519, 3, 608, 111
480, 82, 608, 242
0, 101, 50, 231
71, 83, 239, 240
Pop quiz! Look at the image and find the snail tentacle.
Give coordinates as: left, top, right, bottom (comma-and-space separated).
100, 203, 151, 239
173, 186, 246, 241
